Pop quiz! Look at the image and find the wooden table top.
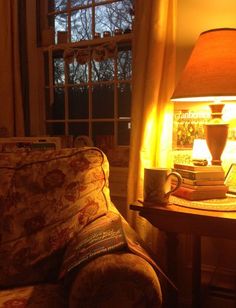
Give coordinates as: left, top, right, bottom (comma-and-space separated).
130, 200, 236, 240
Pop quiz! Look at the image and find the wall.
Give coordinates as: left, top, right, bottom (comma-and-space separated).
176, 0, 236, 79
176, 1, 236, 305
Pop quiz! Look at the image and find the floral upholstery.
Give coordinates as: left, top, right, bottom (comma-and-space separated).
0, 284, 66, 308
0, 147, 110, 288
0, 147, 162, 307
69, 253, 162, 308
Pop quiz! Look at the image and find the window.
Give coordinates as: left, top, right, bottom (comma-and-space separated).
40, 0, 134, 161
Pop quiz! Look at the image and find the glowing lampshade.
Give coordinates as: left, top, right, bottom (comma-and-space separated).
172, 28, 236, 165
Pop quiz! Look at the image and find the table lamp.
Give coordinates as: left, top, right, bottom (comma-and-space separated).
171, 28, 236, 165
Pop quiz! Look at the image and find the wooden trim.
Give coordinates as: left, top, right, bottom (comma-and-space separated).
19, 0, 30, 135
42, 33, 132, 52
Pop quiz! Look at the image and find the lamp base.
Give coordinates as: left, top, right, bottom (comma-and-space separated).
205, 123, 228, 165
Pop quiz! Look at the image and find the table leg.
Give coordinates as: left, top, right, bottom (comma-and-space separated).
192, 235, 201, 308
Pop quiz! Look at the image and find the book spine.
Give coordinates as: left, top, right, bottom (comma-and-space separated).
173, 186, 227, 200
172, 168, 196, 179
181, 178, 225, 186
172, 182, 227, 191
172, 168, 225, 180
173, 163, 223, 172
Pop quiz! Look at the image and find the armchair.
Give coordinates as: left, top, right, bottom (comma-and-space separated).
0, 147, 163, 307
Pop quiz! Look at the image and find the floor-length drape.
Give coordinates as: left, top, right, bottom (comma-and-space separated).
0, 0, 24, 136
127, 0, 176, 251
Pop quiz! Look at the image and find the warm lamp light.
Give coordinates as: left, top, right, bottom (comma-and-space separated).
192, 139, 211, 163
171, 28, 236, 165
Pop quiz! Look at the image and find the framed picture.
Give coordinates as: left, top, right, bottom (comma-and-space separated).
225, 163, 236, 194
172, 109, 210, 149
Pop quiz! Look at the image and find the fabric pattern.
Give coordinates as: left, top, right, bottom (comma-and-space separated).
0, 147, 110, 287
69, 253, 162, 308
0, 284, 66, 308
0, 147, 162, 307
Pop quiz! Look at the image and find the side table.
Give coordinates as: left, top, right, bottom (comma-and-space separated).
130, 200, 236, 308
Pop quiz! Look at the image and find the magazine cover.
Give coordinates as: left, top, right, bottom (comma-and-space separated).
172, 109, 210, 149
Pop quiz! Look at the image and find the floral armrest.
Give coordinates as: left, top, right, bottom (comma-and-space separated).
59, 211, 164, 308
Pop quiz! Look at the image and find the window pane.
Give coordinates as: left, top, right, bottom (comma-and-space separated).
93, 122, 114, 149
68, 60, 88, 84
71, 0, 92, 7
49, 0, 67, 12
92, 84, 114, 118
48, 12, 67, 43
46, 123, 65, 135
118, 49, 132, 80
71, 9, 92, 42
118, 121, 130, 145
95, 1, 133, 34
118, 83, 131, 118
95, 5, 111, 33
68, 122, 89, 136
54, 58, 65, 84
68, 86, 89, 119
55, 13, 67, 32
92, 59, 114, 81
45, 88, 65, 119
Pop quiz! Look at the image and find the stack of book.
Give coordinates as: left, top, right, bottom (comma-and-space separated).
172, 163, 228, 201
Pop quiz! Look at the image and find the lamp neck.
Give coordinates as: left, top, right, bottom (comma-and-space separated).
209, 103, 225, 119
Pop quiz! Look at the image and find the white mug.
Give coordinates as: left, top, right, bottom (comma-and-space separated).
143, 168, 182, 205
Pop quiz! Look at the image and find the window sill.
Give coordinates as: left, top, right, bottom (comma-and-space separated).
41, 33, 133, 51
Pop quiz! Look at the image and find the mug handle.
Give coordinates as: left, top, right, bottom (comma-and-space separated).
165, 172, 182, 197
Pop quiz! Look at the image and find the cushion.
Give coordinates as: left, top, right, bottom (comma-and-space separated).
0, 147, 110, 287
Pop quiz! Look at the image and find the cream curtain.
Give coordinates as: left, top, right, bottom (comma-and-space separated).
127, 0, 176, 251
0, 0, 24, 136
